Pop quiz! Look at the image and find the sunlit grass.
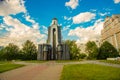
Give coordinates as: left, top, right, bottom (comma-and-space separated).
0, 61, 24, 73
61, 64, 120, 80
100, 60, 120, 64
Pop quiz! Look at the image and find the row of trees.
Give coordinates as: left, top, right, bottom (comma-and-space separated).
85, 41, 119, 59
0, 39, 119, 60
0, 40, 37, 60
64, 40, 119, 60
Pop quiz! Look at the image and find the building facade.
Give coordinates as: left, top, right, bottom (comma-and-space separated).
37, 18, 70, 60
101, 15, 120, 51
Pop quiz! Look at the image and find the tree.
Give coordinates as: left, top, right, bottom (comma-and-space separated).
78, 53, 87, 59
21, 40, 37, 60
97, 41, 119, 59
0, 43, 20, 60
64, 40, 80, 60
0, 48, 5, 60
85, 41, 98, 59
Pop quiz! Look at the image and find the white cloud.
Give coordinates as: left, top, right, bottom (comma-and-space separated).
59, 24, 62, 26
73, 12, 96, 24
0, 0, 26, 16
41, 25, 48, 34
32, 23, 39, 30
65, 0, 79, 9
64, 16, 72, 21
25, 15, 35, 24
0, 16, 46, 46
0, 24, 4, 30
68, 19, 103, 43
62, 25, 71, 31
99, 12, 110, 16
114, 0, 120, 4
0, 0, 47, 46
23, 14, 40, 30
90, 9, 97, 12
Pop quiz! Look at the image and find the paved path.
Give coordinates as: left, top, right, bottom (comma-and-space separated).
0, 60, 120, 80
57, 60, 120, 68
0, 61, 63, 80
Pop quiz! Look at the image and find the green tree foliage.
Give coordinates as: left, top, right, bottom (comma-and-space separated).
0, 43, 20, 60
64, 40, 80, 60
98, 41, 119, 59
85, 41, 98, 59
78, 53, 87, 59
21, 40, 37, 60
0, 48, 5, 60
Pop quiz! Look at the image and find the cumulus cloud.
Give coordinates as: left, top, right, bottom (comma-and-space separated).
0, 0, 26, 16
65, 0, 79, 9
73, 12, 96, 24
0, 0, 46, 46
68, 19, 103, 43
114, 0, 120, 4
0, 16, 46, 46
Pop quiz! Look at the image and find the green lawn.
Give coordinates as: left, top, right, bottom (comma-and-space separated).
100, 60, 120, 64
0, 61, 24, 73
60, 64, 120, 80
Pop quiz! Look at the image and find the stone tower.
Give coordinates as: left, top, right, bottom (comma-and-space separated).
47, 18, 61, 59
37, 18, 70, 60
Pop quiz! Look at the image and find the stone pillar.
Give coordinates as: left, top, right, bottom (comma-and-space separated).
43, 45, 48, 60
62, 44, 70, 60
57, 44, 63, 60
37, 44, 43, 60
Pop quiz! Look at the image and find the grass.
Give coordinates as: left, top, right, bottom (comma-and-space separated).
0, 61, 24, 73
60, 64, 120, 80
100, 60, 120, 64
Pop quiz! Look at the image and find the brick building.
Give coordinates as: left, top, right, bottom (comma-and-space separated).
101, 15, 120, 51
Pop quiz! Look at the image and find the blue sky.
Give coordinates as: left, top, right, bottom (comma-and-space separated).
0, 0, 120, 46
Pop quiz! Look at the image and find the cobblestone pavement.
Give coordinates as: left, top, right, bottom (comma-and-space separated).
0, 60, 120, 80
